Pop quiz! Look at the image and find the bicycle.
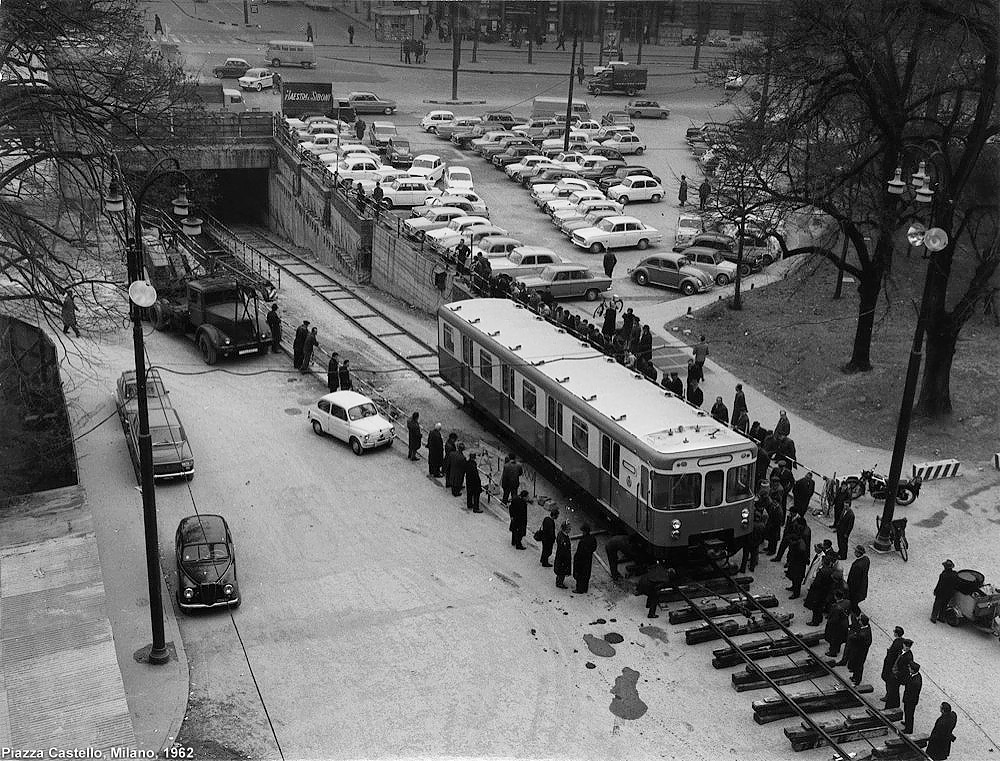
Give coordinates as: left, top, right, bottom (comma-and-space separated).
875, 515, 909, 562
593, 294, 624, 319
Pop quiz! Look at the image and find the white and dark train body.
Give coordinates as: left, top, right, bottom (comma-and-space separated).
437, 299, 756, 559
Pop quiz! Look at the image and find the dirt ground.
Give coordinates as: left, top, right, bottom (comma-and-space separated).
674, 257, 1000, 466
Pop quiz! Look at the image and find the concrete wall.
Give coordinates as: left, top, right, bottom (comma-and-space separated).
371, 222, 459, 314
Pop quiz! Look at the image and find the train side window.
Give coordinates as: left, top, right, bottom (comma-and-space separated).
571, 416, 589, 454
726, 464, 753, 503
522, 381, 537, 417
601, 435, 611, 471
461, 335, 472, 365
705, 470, 724, 507
612, 442, 620, 479
651, 473, 702, 509
546, 397, 563, 436
502, 365, 514, 398
442, 324, 455, 353
480, 350, 493, 384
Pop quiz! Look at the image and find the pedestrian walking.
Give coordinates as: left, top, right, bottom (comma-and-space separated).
300, 327, 318, 373
830, 482, 852, 528
601, 303, 617, 339
443, 433, 458, 488
576, 64, 584, 84
348, 24, 355, 44
824, 590, 851, 657
554, 521, 572, 588
266, 304, 282, 352
355, 117, 366, 142
836, 502, 855, 560
927, 702, 958, 760
686, 380, 704, 408
573, 523, 597, 593
406, 411, 422, 460
842, 614, 872, 684
693, 335, 709, 370
426, 423, 444, 477
465, 453, 483, 511
153, 13, 163, 35
338, 359, 353, 390
785, 536, 808, 599
740, 495, 768, 573
403, 39, 412, 64
509, 490, 529, 548
732, 407, 750, 434
423, 17, 433, 38
847, 545, 870, 615
885, 638, 914, 710
902, 662, 923, 734
448, 442, 467, 496
355, 184, 367, 214
61, 292, 81, 337
762, 487, 783, 555
539, 506, 558, 567
372, 181, 384, 212
710, 397, 729, 425
415, 39, 424, 64
306, 22, 314, 42
772, 511, 806, 562
732, 382, 747, 417
792, 471, 815, 516
880, 627, 906, 702
556, 32, 566, 50
604, 533, 634, 581
500, 454, 523, 504
292, 320, 309, 368
698, 179, 711, 210
774, 409, 791, 436
327, 352, 340, 392
774, 433, 798, 469
804, 554, 835, 626
931, 559, 959, 623
678, 175, 688, 206
603, 250, 617, 278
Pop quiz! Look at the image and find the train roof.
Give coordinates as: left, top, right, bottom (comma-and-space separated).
440, 299, 752, 457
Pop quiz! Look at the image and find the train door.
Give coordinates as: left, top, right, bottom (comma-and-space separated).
500, 364, 514, 424
460, 335, 473, 391
545, 395, 563, 462
635, 464, 652, 539
599, 433, 621, 512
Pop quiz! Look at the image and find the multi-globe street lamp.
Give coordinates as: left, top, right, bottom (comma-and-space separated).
103, 158, 201, 664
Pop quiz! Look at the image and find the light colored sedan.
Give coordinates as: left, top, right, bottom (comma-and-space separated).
545, 189, 608, 215
571, 215, 662, 253
425, 216, 499, 251
421, 110, 455, 132
516, 264, 612, 301
237, 67, 275, 91
606, 176, 664, 204
307, 391, 395, 455
506, 156, 556, 181
402, 207, 468, 239
490, 247, 564, 279
472, 235, 523, 259
408, 154, 446, 184
559, 208, 621, 236
552, 199, 623, 226
599, 133, 646, 155
443, 166, 474, 191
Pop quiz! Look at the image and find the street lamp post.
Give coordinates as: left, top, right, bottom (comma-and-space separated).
103, 158, 201, 664
873, 161, 949, 552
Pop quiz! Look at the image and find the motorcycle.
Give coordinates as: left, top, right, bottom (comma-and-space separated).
944, 569, 1000, 641
843, 466, 921, 506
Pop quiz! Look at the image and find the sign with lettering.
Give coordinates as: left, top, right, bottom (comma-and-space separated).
281, 81, 333, 117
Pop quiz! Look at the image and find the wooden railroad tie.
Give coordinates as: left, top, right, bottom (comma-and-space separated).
838, 733, 930, 760
669, 593, 779, 624
784, 709, 904, 752
752, 683, 874, 724
646, 575, 753, 606
685, 613, 794, 645
712, 631, 825, 669
731, 654, 826, 692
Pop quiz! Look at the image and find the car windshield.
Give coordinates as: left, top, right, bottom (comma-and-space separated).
677, 257, 692, 267
450, 170, 472, 181
596, 219, 615, 232
393, 141, 410, 151
413, 158, 434, 168
149, 425, 183, 447
679, 219, 701, 230
348, 403, 379, 421
183, 542, 230, 564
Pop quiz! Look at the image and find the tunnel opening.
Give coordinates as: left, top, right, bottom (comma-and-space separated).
201, 168, 270, 225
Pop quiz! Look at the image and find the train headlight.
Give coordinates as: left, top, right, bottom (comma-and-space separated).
741, 508, 750, 526
183, 588, 194, 600
670, 519, 681, 539
671, 519, 681, 530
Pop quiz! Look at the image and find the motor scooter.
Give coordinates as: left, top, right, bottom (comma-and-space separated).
945, 569, 1000, 641
843, 465, 921, 506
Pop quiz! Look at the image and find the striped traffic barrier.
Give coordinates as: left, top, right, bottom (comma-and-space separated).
912, 459, 961, 480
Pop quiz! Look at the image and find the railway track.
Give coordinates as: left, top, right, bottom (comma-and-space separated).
654, 568, 932, 760
206, 221, 463, 406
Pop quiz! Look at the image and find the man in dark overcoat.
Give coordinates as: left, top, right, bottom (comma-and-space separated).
792, 471, 815, 516
837, 503, 856, 560
539, 506, 558, 567
842, 613, 873, 684
266, 304, 281, 352
327, 353, 339, 392
406, 412, 421, 461
931, 559, 959, 623
824, 590, 851, 657
508, 490, 529, 549
500, 454, 523, 504
847, 545, 870, 616
880, 626, 905, 702
927, 702, 958, 760
443, 433, 458, 488
426, 423, 444, 477
885, 638, 914, 710
465, 453, 483, 512
572, 523, 598, 593
785, 536, 809, 599
449, 443, 466, 496
902, 662, 923, 734
553, 521, 572, 588
804, 555, 835, 626
292, 320, 309, 368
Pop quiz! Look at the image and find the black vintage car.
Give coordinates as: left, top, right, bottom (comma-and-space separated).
384, 136, 413, 168
175, 514, 240, 612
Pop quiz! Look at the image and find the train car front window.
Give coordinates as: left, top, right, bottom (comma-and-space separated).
726, 464, 753, 503
651, 473, 702, 510
705, 470, 724, 507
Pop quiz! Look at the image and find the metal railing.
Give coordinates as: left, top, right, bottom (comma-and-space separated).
201, 215, 282, 290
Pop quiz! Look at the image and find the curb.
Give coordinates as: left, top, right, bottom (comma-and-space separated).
424, 99, 488, 105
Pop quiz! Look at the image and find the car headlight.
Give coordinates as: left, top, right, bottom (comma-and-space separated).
363, 434, 375, 443
183, 588, 194, 600
224, 584, 235, 597
223, 338, 231, 345
181, 459, 194, 470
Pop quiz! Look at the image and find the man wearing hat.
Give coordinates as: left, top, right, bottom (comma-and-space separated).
931, 559, 959, 623
885, 637, 914, 710
847, 545, 870, 616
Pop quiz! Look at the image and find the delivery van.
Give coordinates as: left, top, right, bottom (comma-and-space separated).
531, 96, 591, 120
221, 88, 247, 112
266, 40, 316, 68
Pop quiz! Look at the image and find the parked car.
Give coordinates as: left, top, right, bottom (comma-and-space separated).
525, 167, 584, 188
379, 177, 442, 208
349, 91, 397, 115
598, 165, 660, 192
551, 198, 623, 226
367, 121, 397, 149
571, 215, 662, 253
544, 188, 607, 215
679, 232, 765, 275
212, 57, 251, 79
512, 118, 558, 138
425, 216, 500, 251
124, 406, 194, 481
516, 264, 612, 301
175, 514, 240, 611
441, 118, 483, 142
506, 155, 555, 181
594, 125, 634, 142
384, 136, 413, 168
492, 145, 536, 167
443, 165, 474, 191
550, 151, 588, 170
674, 213, 705, 250
574, 119, 603, 139
598, 133, 645, 155
531, 178, 597, 206
421, 110, 455, 132
579, 158, 626, 181
540, 137, 591, 157
625, 100, 670, 119
560, 208, 621, 236
307, 390, 396, 454
490, 247, 564, 279
402, 206, 468, 239
237, 68, 275, 91
480, 135, 533, 160
115, 369, 170, 423
456, 224, 511, 251
470, 130, 511, 154
408, 154, 446, 183
416, 192, 488, 216
300, 133, 343, 155
472, 235, 523, 259
606, 175, 664, 204
479, 111, 517, 129
586, 145, 625, 161
629, 253, 715, 295
600, 110, 635, 129
331, 155, 385, 185
681, 248, 739, 285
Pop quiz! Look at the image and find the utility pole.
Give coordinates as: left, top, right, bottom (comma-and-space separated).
597, 1, 605, 66
692, 1, 706, 70
243, 0, 249, 25
471, 1, 480, 63
564, 12, 579, 153
528, 6, 534, 65
451, 2, 461, 100
636, 6, 644, 64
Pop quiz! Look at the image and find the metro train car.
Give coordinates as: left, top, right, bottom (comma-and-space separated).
437, 298, 756, 559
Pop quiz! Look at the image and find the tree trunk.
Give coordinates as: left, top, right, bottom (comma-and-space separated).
916, 323, 956, 416
843, 260, 882, 372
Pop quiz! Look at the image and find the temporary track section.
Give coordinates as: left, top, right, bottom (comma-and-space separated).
211, 224, 463, 406
659, 566, 932, 760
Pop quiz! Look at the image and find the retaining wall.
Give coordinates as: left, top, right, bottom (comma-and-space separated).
371, 223, 460, 314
